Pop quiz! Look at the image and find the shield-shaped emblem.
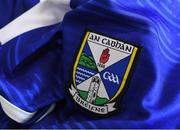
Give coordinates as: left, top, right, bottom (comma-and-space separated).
69, 31, 140, 115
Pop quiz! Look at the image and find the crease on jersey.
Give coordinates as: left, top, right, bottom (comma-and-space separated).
0, 95, 36, 123
0, 95, 56, 124
35, 104, 56, 123
0, 0, 69, 124
0, 0, 71, 45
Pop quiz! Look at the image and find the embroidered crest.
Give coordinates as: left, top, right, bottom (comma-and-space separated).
69, 31, 140, 115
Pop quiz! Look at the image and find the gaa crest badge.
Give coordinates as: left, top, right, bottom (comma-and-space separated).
69, 31, 140, 115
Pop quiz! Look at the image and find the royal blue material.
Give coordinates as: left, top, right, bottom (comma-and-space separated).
0, 38, 63, 112
0, 24, 61, 74
0, 0, 40, 128
32, 0, 179, 128
0, 0, 180, 129
0, 0, 39, 29
70, 0, 90, 9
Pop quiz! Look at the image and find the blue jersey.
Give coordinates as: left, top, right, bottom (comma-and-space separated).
0, 0, 41, 128
0, 0, 71, 127
0, 0, 180, 129
0, 0, 39, 29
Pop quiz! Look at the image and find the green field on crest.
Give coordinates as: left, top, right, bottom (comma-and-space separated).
79, 52, 97, 71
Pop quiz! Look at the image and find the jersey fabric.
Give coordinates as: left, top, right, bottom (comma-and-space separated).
0, 0, 180, 129
0, 0, 39, 29
31, 0, 180, 128
0, 0, 40, 128
0, 0, 71, 127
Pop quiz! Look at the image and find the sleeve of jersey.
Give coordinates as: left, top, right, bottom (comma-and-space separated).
0, 0, 72, 74
0, 0, 39, 29
0, 0, 71, 125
